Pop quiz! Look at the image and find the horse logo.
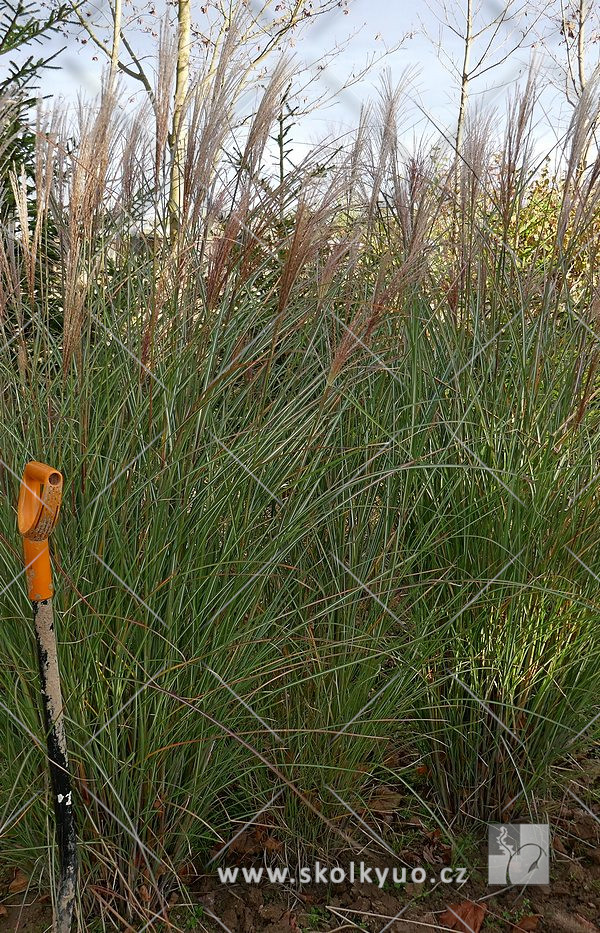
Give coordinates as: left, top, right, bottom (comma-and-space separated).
488, 824, 549, 885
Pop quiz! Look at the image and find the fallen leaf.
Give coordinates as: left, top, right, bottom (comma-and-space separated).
502, 795, 517, 814
439, 901, 487, 932
227, 825, 281, 859
263, 834, 282, 853
517, 916, 540, 931
590, 848, 600, 865
553, 835, 568, 855
423, 845, 437, 864
177, 861, 197, 882
574, 915, 599, 931
0, 905, 7, 917
8, 870, 28, 894
368, 787, 403, 812
439, 843, 453, 865
295, 891, 316, 905
285, 911, 300, 931
573, 819, 597, 841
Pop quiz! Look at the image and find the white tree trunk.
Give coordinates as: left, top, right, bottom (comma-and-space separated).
169, 0, 191, 238
455, 0, 473, 159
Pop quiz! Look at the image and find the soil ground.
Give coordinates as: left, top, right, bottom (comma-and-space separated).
173, 807, 600, 933
2, 760, 599, 932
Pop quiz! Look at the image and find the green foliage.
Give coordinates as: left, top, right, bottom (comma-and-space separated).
0, 0, 69, 93
0, 0, 69, 220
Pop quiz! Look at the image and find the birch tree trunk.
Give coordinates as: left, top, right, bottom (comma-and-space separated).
577, 0, 587, 94
455, 0, 472, 160
109, 0, 122, 90
168, 0, 191, 239
575, 0, 592, 176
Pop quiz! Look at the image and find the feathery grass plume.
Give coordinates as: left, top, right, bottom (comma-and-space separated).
34, 106, 63, 234
390, 146, 442, 264
9, 108, 58, 306
70, 81, 121, 232
181, 23, 243, 238
498, 67, 537, 243
9, 167, 33, 297
201, 57, 305, 328
205, 193, 247, 312
121, 104, 152, 214
276, 166, 344, 318
239, 56, 292, 188
62, 81, 121, 368
458, 108, 494, 233
0, 231, 20, 330
154, 22, 176, 190
447, 107, 495, 322
316, 235, 358, 305
344, 106, 370, 216
326, 230, 424, 385
558, 64, 600, 247
365, 73, 406, 229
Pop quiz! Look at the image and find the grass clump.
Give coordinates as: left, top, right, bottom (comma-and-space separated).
0, 56, 599, 928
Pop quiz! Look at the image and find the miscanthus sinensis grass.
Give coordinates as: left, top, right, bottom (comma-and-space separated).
0, 61, 599, 927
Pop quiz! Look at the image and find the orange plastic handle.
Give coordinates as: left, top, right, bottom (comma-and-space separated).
18, 462, 63, 601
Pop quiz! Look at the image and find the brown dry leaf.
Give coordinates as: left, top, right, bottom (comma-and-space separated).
423, 844, 437, 864
263, 835, 282, 853
590, 848, 600, 865
8, 870, 28, 894
573, 915, 599, 931
0, 905, 7, 917
439, 901, 486, 932
517, 916, 540, 931
439, 843, 453, 865
295, 891, 316, 906
177, 861, 197, 883
285, 912, 300, 931
574, 818, 597, 841
553, 835, 568, 855
502, 795, 517, 815
368, 787, 403, 812
228, 825, 281, 859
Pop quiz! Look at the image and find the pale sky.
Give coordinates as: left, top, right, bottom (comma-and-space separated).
14, 0, 598, 170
